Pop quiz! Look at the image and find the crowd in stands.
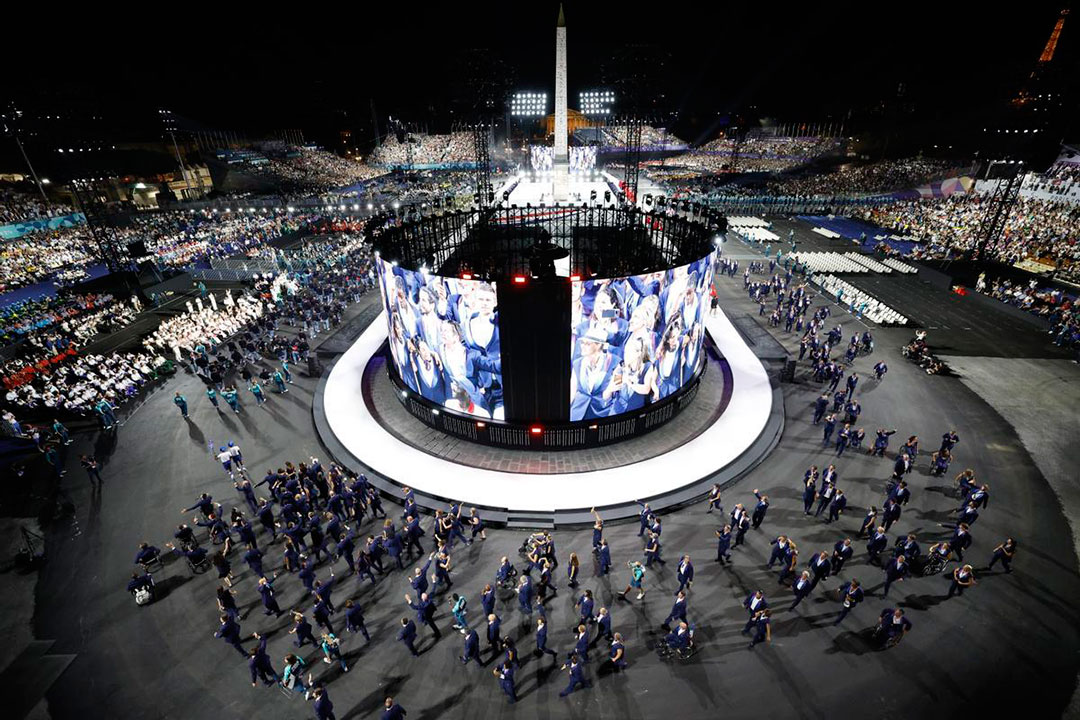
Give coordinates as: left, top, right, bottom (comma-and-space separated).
1, 293, 122, 348
861, 195, 1080, 278
255, 148, 387, 192
131, 210, 316, 269
1017, 158, 1080, 203
0, 186, 75, 223
369, 132, 473, 167
338, 171, 478, 211
2, 350, 170, 415
979, 276, 1078, 349
600, 125, 686, 149
656, 136, 842, 175
0, 210, 323, 293
766, 158, 958, 196
0, 226, 100, 292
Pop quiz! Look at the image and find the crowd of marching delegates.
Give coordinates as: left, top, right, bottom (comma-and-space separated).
166, 233, 377, 415
111, 238, 1028, 719
709, 250, 1011, 649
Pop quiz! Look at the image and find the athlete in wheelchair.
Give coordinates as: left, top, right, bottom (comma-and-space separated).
518, 531, 556, 572
656, 620, 696, 660
127, 570, 155, 606
495, 556, 519, 591
873, 608, 912, 648
919, 541, 952, 577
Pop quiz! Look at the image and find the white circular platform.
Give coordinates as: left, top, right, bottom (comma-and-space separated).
321, 307, 773, 513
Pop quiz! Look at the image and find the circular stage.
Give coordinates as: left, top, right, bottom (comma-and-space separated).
314, 304, 783, 524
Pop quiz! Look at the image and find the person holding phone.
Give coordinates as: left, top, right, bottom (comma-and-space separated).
607, 337, 656, 414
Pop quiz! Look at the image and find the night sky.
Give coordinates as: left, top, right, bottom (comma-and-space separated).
3, 2, 1076, 150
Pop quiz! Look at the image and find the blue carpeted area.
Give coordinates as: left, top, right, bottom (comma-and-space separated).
0, 264, 109, 309
797, 215, 921, 255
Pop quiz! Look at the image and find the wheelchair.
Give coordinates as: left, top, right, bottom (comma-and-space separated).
496, 566, 519, 592
655, 631, 697, 661
139, 551, 164, 574
871, 626, 905, 649
915, 553, 949, 577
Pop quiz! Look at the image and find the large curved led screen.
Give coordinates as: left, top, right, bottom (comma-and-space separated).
375, 259, 503, 419
570, 252, 716, 421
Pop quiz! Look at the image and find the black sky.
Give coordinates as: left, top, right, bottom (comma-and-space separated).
3, 2, 1076, 146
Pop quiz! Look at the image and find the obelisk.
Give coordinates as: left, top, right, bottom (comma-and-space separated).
553, 3, 570, 201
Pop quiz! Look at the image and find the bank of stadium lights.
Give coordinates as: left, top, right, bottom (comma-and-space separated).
579, 90, 615, 116
510, 92, 548, 117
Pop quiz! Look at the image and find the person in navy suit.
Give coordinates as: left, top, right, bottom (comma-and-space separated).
789, 571, 814, 610
833, 579, 864, 625
414, 286, 444, 352
598, 540, 612, 576
676, 555, 695, 594
663, 591, 688, 629
248, 633, 278, 686
486, 613, 502, 657
381, 697, 407, 720
559, 654, 590, 697
535, 616, 558, 659
493, 660, 517, 703
214, 614, 247, 657
388, 312, 419, 393
460, 282, 501, 411
436, 321, 499, 417
882, 555, 909, 597
875, 608, 912, 645
867, 526, 888, 565
742, 591, 768, 633
397, 617, 419, 656
311, 685, 335, 720
460, 628, 481, 664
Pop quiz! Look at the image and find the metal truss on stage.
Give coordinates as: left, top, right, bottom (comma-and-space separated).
973, 161, 1023, 261
620, 114, 645, 205
470, 122, 493, 210
367, 204, 718, 280
69, 178, 132, 274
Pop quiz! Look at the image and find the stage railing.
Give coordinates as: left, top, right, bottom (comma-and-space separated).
368, 205, 717, 280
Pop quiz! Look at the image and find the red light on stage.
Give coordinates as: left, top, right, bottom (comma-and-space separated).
570, 274, 581, 282
530, 426, 543, 435
461, 273, 473, 280
513, 275, 527, 284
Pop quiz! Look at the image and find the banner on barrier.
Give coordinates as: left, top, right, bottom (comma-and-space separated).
0, 212, 87, 240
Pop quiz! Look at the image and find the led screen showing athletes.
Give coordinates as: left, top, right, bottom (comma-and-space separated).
375, 259, 503, 419
569, 252, 715, 422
